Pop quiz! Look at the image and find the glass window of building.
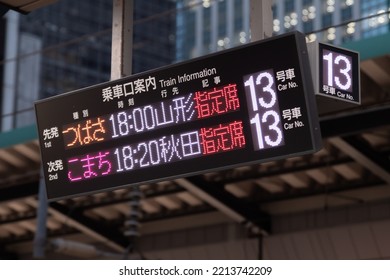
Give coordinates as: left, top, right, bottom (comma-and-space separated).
284, 0, 297, 31
302, 1, 316, 34
272, 4, 281, 35
233, 0, 244, 45
341, 0, 354, 43
361, 0, 389, 38
218, 0, 227, 40
321, 0, 335, 43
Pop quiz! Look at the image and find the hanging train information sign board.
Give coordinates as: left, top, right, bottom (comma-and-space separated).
35, 31, 322, 201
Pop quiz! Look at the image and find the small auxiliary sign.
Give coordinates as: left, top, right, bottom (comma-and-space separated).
308, 41, 360, 105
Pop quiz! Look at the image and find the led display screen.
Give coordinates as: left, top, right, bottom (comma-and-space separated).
35, 31, 322, 201
318, 42, 360, 104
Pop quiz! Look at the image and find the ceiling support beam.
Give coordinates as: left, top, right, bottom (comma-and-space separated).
329, 136, 390, 185
48, 202, 128, 253
25, 197, 127, 254
175, 177, 270, 234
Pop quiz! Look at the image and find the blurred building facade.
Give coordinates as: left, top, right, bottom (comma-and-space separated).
176, 0, 390, 61
2, 0, 389, 130
0, 0, 176, 131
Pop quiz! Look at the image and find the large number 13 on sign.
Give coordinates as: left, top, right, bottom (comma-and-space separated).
323, 50, 352, 92
244, 70, 284, 150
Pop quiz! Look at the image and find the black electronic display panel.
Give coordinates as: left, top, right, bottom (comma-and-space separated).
35, 31, 322, 201
318, 42, 360, 104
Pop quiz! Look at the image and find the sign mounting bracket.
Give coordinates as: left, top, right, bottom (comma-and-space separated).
250, 0, 273, 41
111, 0, 133, 80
